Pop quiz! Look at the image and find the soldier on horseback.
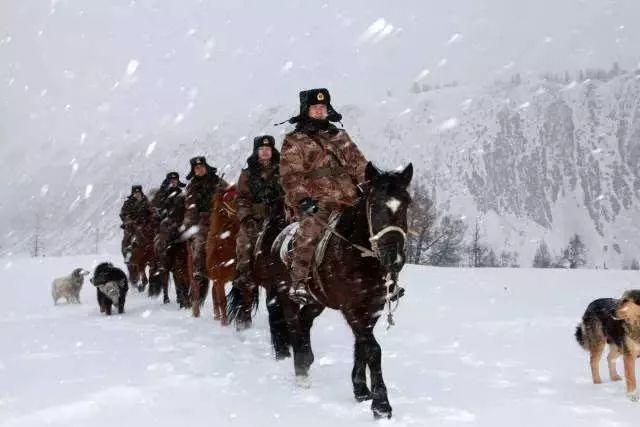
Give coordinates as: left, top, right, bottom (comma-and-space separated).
151, 172, 189, 306
119, 185, 152, 263
182, 156, 226, 307
279, 88, 368, 304
234, 135, 284, 287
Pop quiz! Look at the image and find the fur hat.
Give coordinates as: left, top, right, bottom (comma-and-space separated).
284, 88, 342, 124
162, 171, 186, 189
186, 156, 217, 180
131, 185, 143, 194
247, 135, 280, 170
253, 135, 276, 151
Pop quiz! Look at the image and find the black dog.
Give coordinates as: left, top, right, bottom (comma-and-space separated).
91, 262, 128, 315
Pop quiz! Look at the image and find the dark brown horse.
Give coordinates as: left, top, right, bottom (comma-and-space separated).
226, 197, 292, 356
279, 162, 412, 419
153, 238, 191, 307
126, 221, 160, 293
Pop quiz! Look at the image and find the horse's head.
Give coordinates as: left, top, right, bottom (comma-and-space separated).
364, 162, 413, 274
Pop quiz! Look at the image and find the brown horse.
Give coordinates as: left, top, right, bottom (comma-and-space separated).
203, 185, 247, 323
275, 162, 413, 419
126, 221, 160, 293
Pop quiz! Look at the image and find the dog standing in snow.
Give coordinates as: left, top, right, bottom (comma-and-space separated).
52, 268, 90, 305
91, 262, 129, 315
575, 290, 640, 401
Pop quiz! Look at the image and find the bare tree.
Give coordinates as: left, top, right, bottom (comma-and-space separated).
469, 219, 484, 267
32, 211, 42, 257
406, 182, 437, 264
428, 215, 467, 266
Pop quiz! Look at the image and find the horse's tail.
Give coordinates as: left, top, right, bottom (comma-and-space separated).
251, 285, 260, 314
226, 285, 245, 324
226, 284, 260, 328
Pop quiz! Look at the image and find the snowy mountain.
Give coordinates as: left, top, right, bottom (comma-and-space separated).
2, 72, 639, 267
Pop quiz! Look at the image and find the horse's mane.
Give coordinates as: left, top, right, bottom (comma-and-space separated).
335, 196, 367, 240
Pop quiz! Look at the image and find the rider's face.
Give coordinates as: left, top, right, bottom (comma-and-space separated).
133, 192, 142, 200
194, 164, 207, 177
258, 146, 272, 162
308, 104, 328, 120
169, 179, 178, 188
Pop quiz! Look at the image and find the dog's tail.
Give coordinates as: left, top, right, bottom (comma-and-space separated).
575, 323, 586, 350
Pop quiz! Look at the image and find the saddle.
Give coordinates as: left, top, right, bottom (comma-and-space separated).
271, 211, 341, 269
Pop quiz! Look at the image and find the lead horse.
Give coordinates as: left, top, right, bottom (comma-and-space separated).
283, 162, 412, 419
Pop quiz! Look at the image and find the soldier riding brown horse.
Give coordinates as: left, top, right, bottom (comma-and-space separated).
151, 172, 191, 307
120, 185, 157, 291
182, 156, 226, 317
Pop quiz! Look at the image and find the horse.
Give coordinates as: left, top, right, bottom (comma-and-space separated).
226, 197, 292, 357
153, 238, 191, 307
126, 221, 160, 294
204, 184, 257, 323
277, 162, 413, 419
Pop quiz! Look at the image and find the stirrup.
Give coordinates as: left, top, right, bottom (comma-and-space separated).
289, 284, 313, 305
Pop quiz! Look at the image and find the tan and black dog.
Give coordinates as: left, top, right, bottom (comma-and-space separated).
576, 290, 640, 401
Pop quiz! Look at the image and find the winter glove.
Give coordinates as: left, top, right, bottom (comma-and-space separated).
298, 197, 318, 216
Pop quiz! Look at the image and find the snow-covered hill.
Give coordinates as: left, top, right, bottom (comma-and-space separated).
2, 73, 639, 267
1, 255, 640, 426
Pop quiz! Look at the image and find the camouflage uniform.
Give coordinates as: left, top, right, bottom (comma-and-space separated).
182, 158, 225, 291
119, 186, 152, 261
235, 136, 283, 278
279, 89, 368, 285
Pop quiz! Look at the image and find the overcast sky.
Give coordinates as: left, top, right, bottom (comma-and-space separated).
1, 0, 639, 154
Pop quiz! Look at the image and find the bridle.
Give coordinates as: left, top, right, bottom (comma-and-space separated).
366, 198, 407, 260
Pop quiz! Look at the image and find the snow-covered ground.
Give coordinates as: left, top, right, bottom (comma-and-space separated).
1, 255, 640, 426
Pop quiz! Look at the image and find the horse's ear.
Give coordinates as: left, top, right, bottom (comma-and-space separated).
365, 162, 381, 183
399, 163, 413, 188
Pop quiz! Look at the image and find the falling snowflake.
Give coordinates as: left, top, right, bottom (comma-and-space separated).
145, 141, 157, 157
126, 59, 139, 76
85, 184, 93, 199
445, 33, 462, 45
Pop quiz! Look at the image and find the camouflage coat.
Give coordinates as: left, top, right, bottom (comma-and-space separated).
279, 125, 368, 213
236, 161, 283, 223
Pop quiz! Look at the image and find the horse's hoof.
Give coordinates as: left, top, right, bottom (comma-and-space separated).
372, 402, 392, 419
163, 297, 170, 304
355, 392, 373, 402
295, 375, 311, 389
275, 350, 291, 360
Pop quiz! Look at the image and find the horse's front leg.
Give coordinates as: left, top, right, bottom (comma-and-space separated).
352, 335, 372, 402
161, 270, 170, 304
292, 303, 323, 379
267, 282, 291, 360
364, 331, 392, 419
